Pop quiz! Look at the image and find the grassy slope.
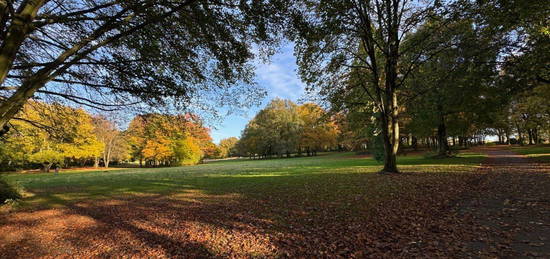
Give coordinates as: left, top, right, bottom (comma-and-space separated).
510, 145, 550, 163
3, 152, 486, 210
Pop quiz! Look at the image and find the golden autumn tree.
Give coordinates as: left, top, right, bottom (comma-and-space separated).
1, 101, 103, 172
126, 113, 213, 167
297, 103, 339, 156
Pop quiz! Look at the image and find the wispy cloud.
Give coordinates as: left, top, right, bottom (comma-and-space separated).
254, 44, 305, 101
211, 43, 306, 143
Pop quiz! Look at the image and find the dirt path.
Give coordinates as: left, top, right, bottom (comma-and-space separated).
461, 146, 550, 258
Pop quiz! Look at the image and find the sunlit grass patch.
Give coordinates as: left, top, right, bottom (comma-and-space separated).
510, 145, 550, 163
2, 151, 486, 209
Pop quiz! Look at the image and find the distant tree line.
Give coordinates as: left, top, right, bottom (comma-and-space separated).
0, 102, 230, 171
235, 99, 339, 159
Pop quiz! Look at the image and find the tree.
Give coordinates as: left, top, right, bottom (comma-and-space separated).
290, 0, 458, 173
509, 84, 550, 145
237, 99, 302, 158
0, 0, 289, 135
126, 113, 213, 166
404, 19, 501, 156
218, 137, 239, 158
237, 99, 339, 158
297, 103, 338, 156
173, 136, 203, 165
92, 115, 127, 168
28, 150, 64, 172
473, 0, 549, 86
1, 101, 103, 171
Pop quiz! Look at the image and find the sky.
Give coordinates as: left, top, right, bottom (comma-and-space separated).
209, 43, 306, 144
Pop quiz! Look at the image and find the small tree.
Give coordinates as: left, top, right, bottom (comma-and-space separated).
29, 150, 64, 172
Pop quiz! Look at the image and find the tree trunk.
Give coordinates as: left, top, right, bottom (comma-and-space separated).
380, 108, 399, 173
0, 0, 45, 85
104, 144, 113, 168
516, 124, 524, 146
437, 113, 450, 156
43, 163, 52, 173
93, 157, 100, 168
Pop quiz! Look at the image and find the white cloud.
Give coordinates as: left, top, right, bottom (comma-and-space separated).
254, 44, 305, 101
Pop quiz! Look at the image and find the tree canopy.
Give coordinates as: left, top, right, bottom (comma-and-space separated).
0, 0, 290, 136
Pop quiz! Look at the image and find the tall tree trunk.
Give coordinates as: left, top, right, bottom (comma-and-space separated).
0, 0, 45, 85
516, 124, 524, 146
0, 1, 47, 135
380, 108, 399, 173
104, 142, 113, 168
437, 112, 450, 156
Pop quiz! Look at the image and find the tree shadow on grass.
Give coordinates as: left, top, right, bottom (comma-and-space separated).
1, 169, 499, 258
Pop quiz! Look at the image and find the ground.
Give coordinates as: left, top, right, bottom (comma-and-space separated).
0, 146, 548, 258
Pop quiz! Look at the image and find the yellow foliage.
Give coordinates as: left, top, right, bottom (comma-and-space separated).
173, 137, 203, 165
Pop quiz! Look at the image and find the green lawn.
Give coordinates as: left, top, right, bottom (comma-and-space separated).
3, 151, 486, 210
510, 145, 550, 163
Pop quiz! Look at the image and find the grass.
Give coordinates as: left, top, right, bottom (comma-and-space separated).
2, 151, 486, 210
1, 151, 491, 257
510, 145, 550, 163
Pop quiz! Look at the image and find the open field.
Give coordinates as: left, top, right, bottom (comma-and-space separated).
1, 148, 549, 258
3, 152, 485, 209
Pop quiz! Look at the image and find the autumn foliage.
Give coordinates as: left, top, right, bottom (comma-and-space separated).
0, 102, 103, 172
0, 103, 217, 171
126, 113, 213, 166
237, 99, 340, 158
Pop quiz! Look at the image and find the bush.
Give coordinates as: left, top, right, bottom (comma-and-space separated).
0, 177, 21, 204
368, 136, 385, 163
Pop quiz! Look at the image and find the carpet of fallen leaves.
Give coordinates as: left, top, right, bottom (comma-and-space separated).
1, 146, 549, 258
459, 147, 550, 258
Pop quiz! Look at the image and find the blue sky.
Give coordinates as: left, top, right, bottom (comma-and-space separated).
209, 43, 306, 144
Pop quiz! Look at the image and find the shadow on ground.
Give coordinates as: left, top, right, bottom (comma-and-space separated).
2, 149, 547, 257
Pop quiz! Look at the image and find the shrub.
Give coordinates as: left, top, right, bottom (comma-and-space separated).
0, 177, 21, 204
369, 136, 385, 163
